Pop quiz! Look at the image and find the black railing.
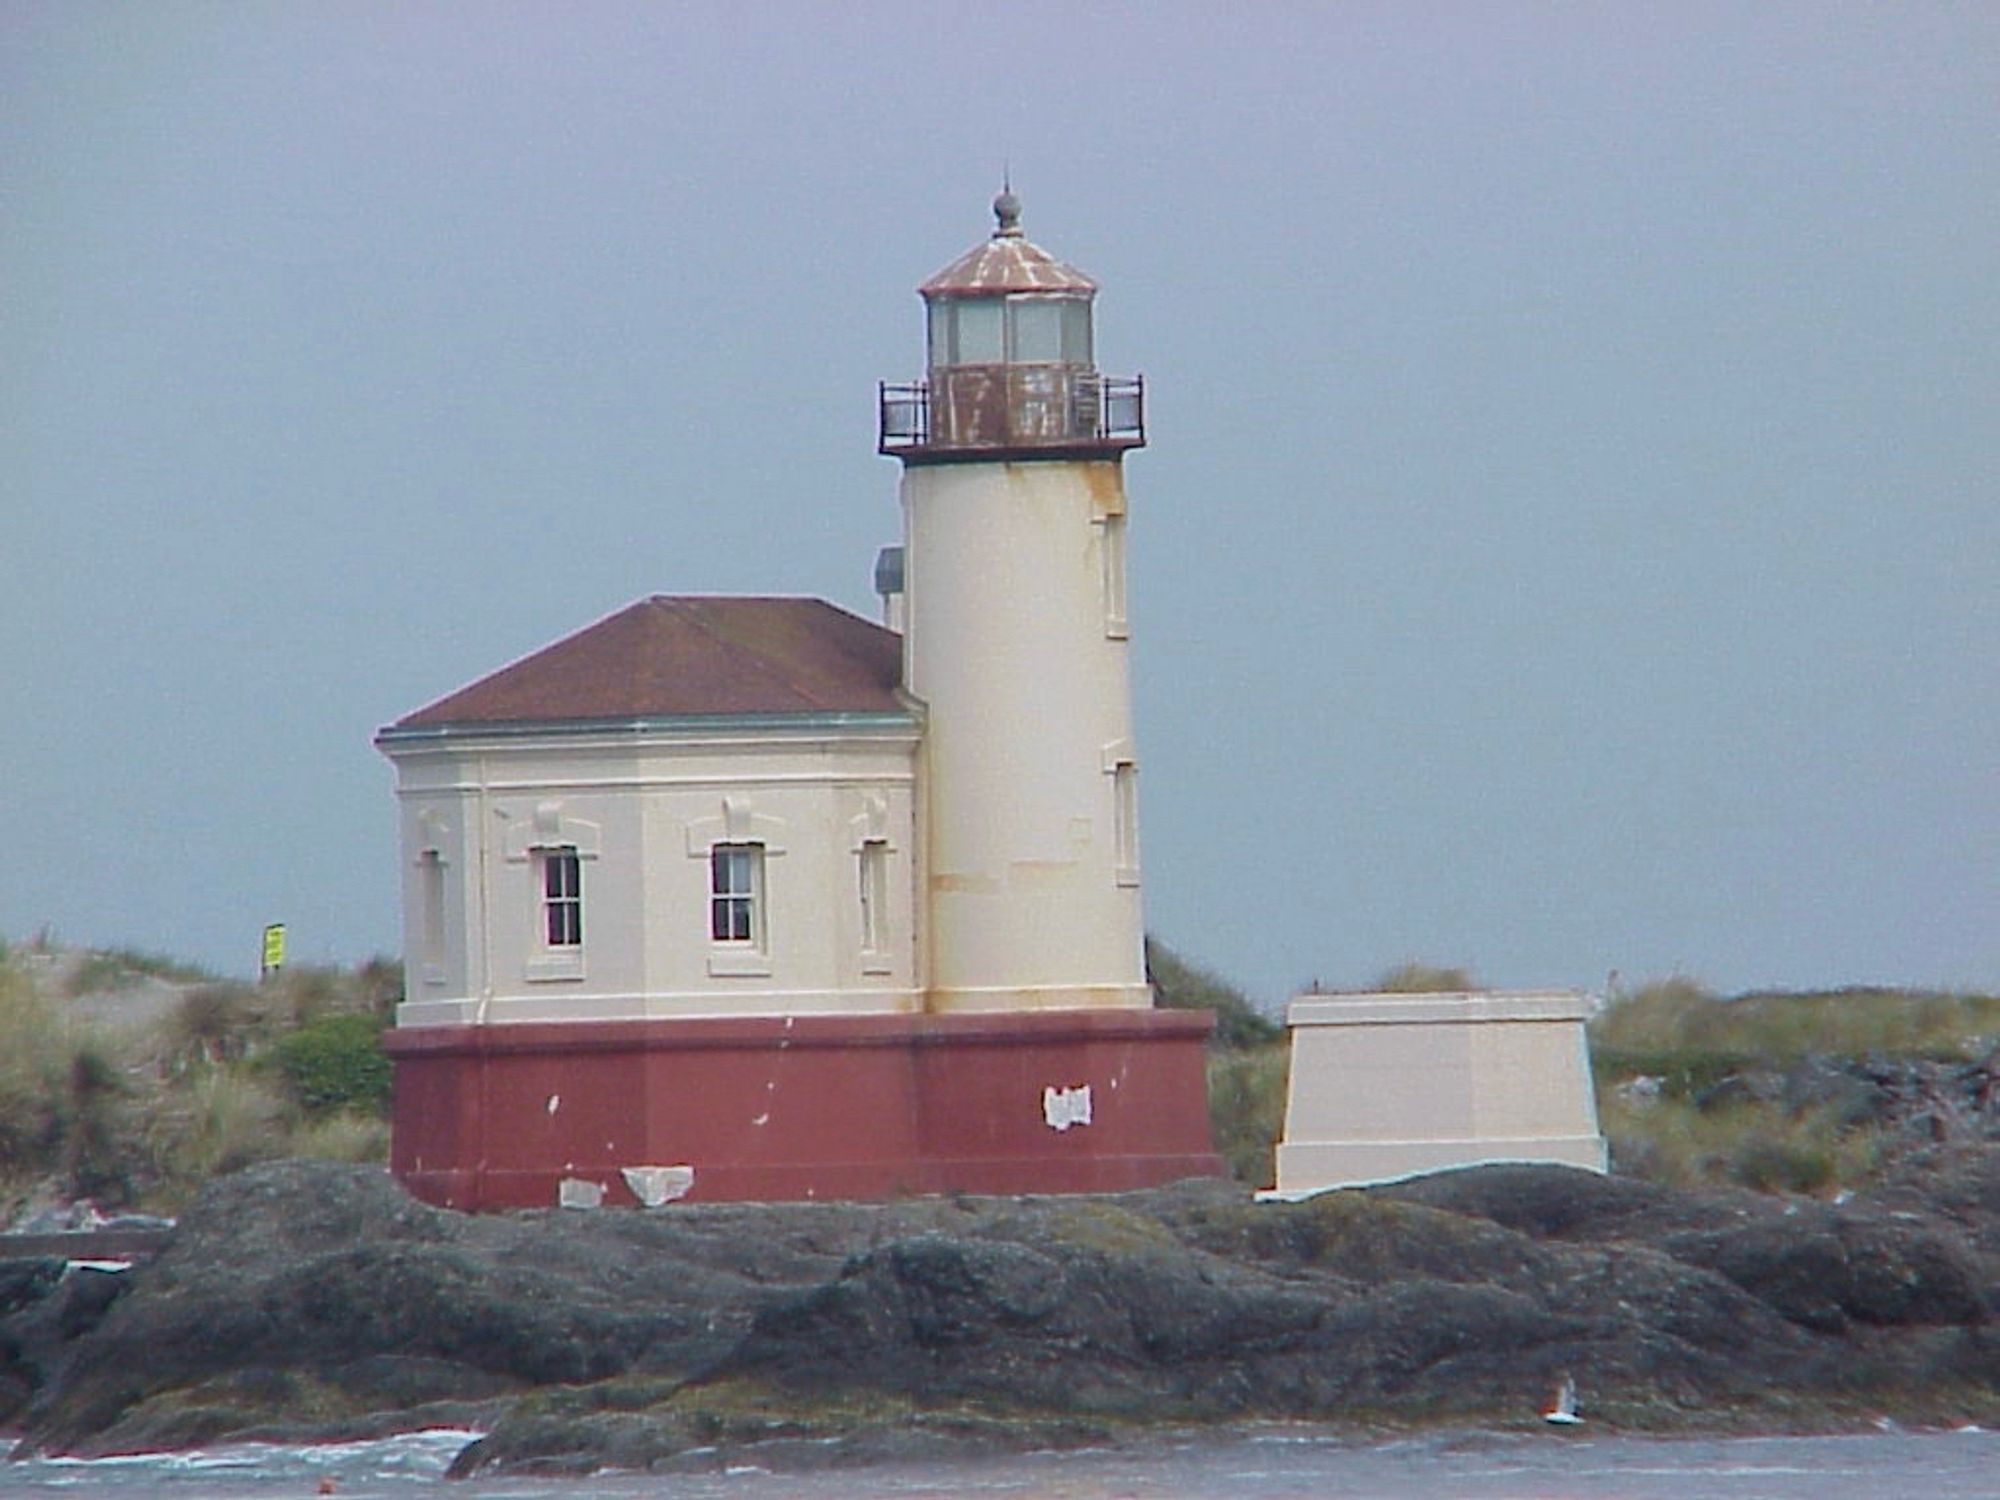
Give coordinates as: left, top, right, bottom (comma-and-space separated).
879, 371, 1144, 456
879, 382, 929, 449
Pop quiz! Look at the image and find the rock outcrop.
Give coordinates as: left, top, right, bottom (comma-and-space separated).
8, 1154, 2000, 1476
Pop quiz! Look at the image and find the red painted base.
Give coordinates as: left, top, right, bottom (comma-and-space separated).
383, 1008, 1223, 1209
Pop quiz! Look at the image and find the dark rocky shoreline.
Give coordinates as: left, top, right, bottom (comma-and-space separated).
8, 1153, 2000, 1477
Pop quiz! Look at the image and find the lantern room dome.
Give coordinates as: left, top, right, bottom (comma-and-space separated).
918, 193, 1097, 300
880, 192, 1142, 458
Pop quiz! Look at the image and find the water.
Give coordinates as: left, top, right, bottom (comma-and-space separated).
4, 1426, 1995, 1499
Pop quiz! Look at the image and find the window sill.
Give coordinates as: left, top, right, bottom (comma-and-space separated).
1115, 866, 1141, 889
420, 964, 447, 987
526, 951, 585, 982
708, 952, 773, 979
860, 958, 894, 977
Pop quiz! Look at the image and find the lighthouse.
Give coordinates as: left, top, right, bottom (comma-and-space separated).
377, 193, 1219, 1207
882, 189, 1150, 1013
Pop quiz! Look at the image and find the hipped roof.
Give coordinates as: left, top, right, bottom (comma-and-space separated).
919, 196, 1097, 299
385, 596, 904, 732
919, 235, 1097, 298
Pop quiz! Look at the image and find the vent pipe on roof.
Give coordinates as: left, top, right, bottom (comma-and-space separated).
874, 545, 905, 633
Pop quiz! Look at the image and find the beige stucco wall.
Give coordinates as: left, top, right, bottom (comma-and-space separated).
900, 458, 1148, 1010
1268, 991, 1608, 1196
383, 721, 922, 1026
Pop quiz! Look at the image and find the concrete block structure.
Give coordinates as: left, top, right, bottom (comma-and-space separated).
1268, 991, 1608, 1196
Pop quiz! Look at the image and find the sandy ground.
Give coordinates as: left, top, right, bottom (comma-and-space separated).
15, 951, 200, 1038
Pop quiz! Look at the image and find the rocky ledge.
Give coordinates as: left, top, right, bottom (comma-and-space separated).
8, 1154, 2000, 1477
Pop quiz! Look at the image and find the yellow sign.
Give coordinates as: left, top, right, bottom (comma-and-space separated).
261, 923, 287, 973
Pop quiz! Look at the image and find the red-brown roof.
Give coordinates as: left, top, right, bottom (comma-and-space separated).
385, 596, 905, 732
919, 194, 1097, 299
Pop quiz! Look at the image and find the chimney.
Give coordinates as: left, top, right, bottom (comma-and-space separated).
873, 545, 905, 633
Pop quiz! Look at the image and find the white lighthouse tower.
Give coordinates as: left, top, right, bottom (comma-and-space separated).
881, 190, 1150, 1013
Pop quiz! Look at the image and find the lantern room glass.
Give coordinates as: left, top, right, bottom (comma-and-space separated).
926, 293, 1093, 369
1010, 298, 1063, 362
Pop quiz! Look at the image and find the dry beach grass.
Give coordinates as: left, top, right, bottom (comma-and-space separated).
4, 933, 1998, 1217
0, 939, 392, 1218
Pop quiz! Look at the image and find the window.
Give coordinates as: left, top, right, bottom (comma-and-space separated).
929, 295, 1092, 366
506, 806, 597, 983
541, 847, 582, 947
1009, 298, 1063, 362
927, 304, 951, 368
1060, 299, 1092, 365
857, 839, 888, 956
710, 843, 763, 946
952, 299, 1004, 363
1111, 762, 1140, 886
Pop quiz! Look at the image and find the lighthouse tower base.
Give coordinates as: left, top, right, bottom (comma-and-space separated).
385, 1008, 1222, 1210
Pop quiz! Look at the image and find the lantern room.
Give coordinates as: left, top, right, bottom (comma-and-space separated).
880, 190, 1143, 458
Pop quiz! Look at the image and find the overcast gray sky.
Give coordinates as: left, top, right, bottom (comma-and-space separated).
5, 3, 1994, 1005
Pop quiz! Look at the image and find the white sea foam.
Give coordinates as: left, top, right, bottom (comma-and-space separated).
16, 1427, 483, 1493
11, 1426, 2000, 1499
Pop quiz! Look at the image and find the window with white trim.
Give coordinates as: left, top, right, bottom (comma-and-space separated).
504, 804, 597, 983
710, 843, 763, 947
540, 846, 582, 947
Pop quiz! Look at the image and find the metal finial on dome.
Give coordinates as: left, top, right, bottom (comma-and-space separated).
992, 186, 1023, 238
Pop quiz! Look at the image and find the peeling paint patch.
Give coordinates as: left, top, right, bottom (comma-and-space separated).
1009, 859, 1076, 891
621, 1164, 695, 1207
1043, 1084, 1093, 1132
557, 1177, 604, 1210
931, 872, 1002, 895
1082, 462, 1127, 516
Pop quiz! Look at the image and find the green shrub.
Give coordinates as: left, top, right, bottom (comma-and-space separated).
1597, 1079, 1889, 1197
274, 964, 344, 1026
163, 1070, 289, 1185
1589, 1047, 1758, 1102
1729, 1134, 1836, 1196
1148, 937, 1281, 1048
1, 946, 413, 1210
0, 970, 65, 1178
1206, 1043, 1289, 1188
1592, 977, 2000, 1066
290, 1110, 391, 1165
353, 956, 405, 1018
1372, 961, 1479, 994
163, 982, 269, 1068
272, 1011, 391, 1116
1589, 974, 2000, 1202
64, 1040, 133, 1205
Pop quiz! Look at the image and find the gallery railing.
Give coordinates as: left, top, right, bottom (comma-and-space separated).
880, 371, 1144, 456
